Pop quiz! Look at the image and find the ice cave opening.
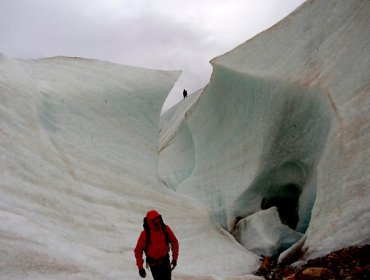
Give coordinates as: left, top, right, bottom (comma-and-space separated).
227, 84, 334, 256
261, 182, 301, 230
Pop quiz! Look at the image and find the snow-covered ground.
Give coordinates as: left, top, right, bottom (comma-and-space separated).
1, 0, 370, 279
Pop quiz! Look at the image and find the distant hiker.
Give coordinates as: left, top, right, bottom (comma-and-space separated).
183, 89, 187, 99
134, 210, 179, 279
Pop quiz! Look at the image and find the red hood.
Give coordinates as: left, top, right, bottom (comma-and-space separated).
146, 210, 161, 221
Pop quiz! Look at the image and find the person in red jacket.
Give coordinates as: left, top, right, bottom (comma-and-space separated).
134, 210, 179, 279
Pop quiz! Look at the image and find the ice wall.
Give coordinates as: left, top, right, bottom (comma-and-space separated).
0, 55, 259, 279
159, 0, 370, 261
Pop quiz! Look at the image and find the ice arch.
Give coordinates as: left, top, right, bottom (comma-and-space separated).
230, 80, 332, 235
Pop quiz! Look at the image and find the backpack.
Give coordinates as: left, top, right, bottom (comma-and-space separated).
143, 216, 170, 255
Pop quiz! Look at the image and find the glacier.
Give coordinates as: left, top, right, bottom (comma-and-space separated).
159, 0, 370, 268
1, 0, 370, 279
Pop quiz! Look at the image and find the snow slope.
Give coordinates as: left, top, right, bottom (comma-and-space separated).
0, 55, 259, 279
159, 0, 370, 262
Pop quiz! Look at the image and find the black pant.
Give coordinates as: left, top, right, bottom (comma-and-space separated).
148, 255, 171, 280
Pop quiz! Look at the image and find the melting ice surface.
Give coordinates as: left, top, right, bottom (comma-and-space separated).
1, 0, 370, 279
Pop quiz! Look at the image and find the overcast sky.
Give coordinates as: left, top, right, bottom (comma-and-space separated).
0, 0, 305, 112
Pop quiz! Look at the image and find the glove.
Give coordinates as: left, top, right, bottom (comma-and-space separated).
139, 268, 146, 278
170, 260, 177, 271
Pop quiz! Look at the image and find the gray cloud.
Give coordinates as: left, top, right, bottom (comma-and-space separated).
0, 0, 305, 111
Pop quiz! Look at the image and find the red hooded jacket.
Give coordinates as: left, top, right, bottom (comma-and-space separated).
134, 210, 179, 269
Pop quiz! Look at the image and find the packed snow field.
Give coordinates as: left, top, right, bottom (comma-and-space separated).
1, 0, 370, 279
